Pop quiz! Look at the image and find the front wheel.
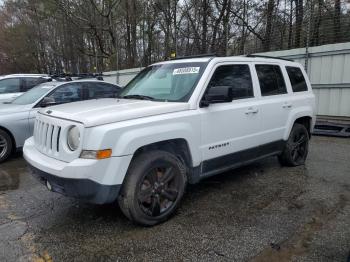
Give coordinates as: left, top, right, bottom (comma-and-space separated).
118, 150, 187, 226
278, 123, 309, 167
0, 130, 12, 163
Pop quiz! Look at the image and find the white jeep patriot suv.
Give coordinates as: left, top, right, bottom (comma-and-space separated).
23, 55, 315, 225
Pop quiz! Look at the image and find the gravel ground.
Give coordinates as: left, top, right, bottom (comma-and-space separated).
0, 136, 349, 262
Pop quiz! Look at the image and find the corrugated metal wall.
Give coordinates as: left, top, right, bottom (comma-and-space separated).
103, 68, 143, 86
257, 42, 350, 117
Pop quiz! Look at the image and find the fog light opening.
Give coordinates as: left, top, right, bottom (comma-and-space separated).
46, 180, 52, 191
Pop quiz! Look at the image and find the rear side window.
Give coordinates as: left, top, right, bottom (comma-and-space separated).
23, 77, 46, 91
286, 66, 308, 92
208, 64, 254, 99
255, 65, 287, 96
85, 83, 120, 99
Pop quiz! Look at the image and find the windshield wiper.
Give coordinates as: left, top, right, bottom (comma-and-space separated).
120, 94, 155, 101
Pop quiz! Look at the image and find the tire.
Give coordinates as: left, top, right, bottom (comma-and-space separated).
0, 129, 13, 163
278, 123, 309, 167
118, 150, 187, 226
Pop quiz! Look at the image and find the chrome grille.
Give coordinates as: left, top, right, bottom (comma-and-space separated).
34, 113, 84, 163
34, 119, 61, 153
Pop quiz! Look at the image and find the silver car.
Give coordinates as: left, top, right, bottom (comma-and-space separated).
0, 79, 121, 163
0, 74, 52, 102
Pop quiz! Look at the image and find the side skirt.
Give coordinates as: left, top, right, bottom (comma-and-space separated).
188, 140, 285, 184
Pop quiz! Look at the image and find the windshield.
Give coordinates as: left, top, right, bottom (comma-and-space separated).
11, 84, 54, 105
119, 62, 207, 102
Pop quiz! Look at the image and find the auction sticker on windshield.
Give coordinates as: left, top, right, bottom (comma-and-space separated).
173, 67, 200, 75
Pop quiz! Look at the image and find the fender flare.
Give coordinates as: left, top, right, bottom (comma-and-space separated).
111, 122, 201, 166
283, 107, 314, 140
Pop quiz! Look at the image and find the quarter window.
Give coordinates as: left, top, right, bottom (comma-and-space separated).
286, 66, 308, 92
255, 65, 287, 96
208, 64, 254, 99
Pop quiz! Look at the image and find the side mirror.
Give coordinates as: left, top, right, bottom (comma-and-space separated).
200, 86, 233, 107
40, 97, 56, 107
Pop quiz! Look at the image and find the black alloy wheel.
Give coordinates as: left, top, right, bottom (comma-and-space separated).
290, 129, 308, 163
138, 166, 180, 217
0, 130, 12, 163
279, 123, 309, 166
118, 150, 187, 226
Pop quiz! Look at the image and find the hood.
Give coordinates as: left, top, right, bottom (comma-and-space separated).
0, 102, 29, 115
40, 98, 190, 127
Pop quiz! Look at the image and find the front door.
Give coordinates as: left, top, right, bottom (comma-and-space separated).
27, 83, 84, 137
199, 63, 262, 174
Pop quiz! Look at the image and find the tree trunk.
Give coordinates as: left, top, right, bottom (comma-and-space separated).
201, 0, 208, 53
334, 0, 341, 42
263, 0, 275, 51
288, 0, 293, 48
295, 0, 303, 48
125, 0, 132, 67
131, 0, 137, 66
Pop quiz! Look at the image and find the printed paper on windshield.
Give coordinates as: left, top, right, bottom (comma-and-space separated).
173, 67, 200, 75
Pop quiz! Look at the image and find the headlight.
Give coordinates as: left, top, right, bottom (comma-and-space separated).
67, 126, 80, 151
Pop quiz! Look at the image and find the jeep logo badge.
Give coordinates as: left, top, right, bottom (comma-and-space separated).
46, 110, 52, 114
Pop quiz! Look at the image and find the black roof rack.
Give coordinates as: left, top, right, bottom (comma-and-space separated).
170, 53, 218, 60
246, 54, 294, 62
50, 73, 105, 81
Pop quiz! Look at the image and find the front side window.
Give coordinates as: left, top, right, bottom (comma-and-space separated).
207, 64, 254, 100
85, 83, 120, 99
0, 78, 21, 94
46, 83, 83, 105
119, 62, 207, 102
11, 84, 55, 105
286, 66, 308, 92
255, 64, 287, 96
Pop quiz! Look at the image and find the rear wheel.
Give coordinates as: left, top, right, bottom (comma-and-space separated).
118, 150, 187, 226
0, 129, 12, 163
278, 123, 309, 166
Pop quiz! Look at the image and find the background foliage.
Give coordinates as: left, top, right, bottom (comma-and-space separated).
0, 0, 349, 74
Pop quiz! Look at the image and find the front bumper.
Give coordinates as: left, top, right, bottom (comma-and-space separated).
23, 137, 132, 204
28, 163, 121, 204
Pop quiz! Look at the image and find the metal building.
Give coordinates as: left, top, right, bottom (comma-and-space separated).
103, 68, 143, 87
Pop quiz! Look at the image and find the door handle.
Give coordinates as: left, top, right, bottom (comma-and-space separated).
245, 107, 259, 114
282, 103, 292, 109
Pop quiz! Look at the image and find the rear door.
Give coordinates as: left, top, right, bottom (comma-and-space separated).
253, 63, 292, 145
199, 63, 262, 174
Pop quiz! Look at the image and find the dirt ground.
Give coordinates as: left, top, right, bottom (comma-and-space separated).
0, 136, 349, 262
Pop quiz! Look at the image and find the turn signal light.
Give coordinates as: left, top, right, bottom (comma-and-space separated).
80, 149, 112, 159
96, 149, 112, 159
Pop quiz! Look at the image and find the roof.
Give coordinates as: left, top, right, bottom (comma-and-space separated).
0, 74, 49, 78
36, 79, 118, 89
153, 55, 301, 66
